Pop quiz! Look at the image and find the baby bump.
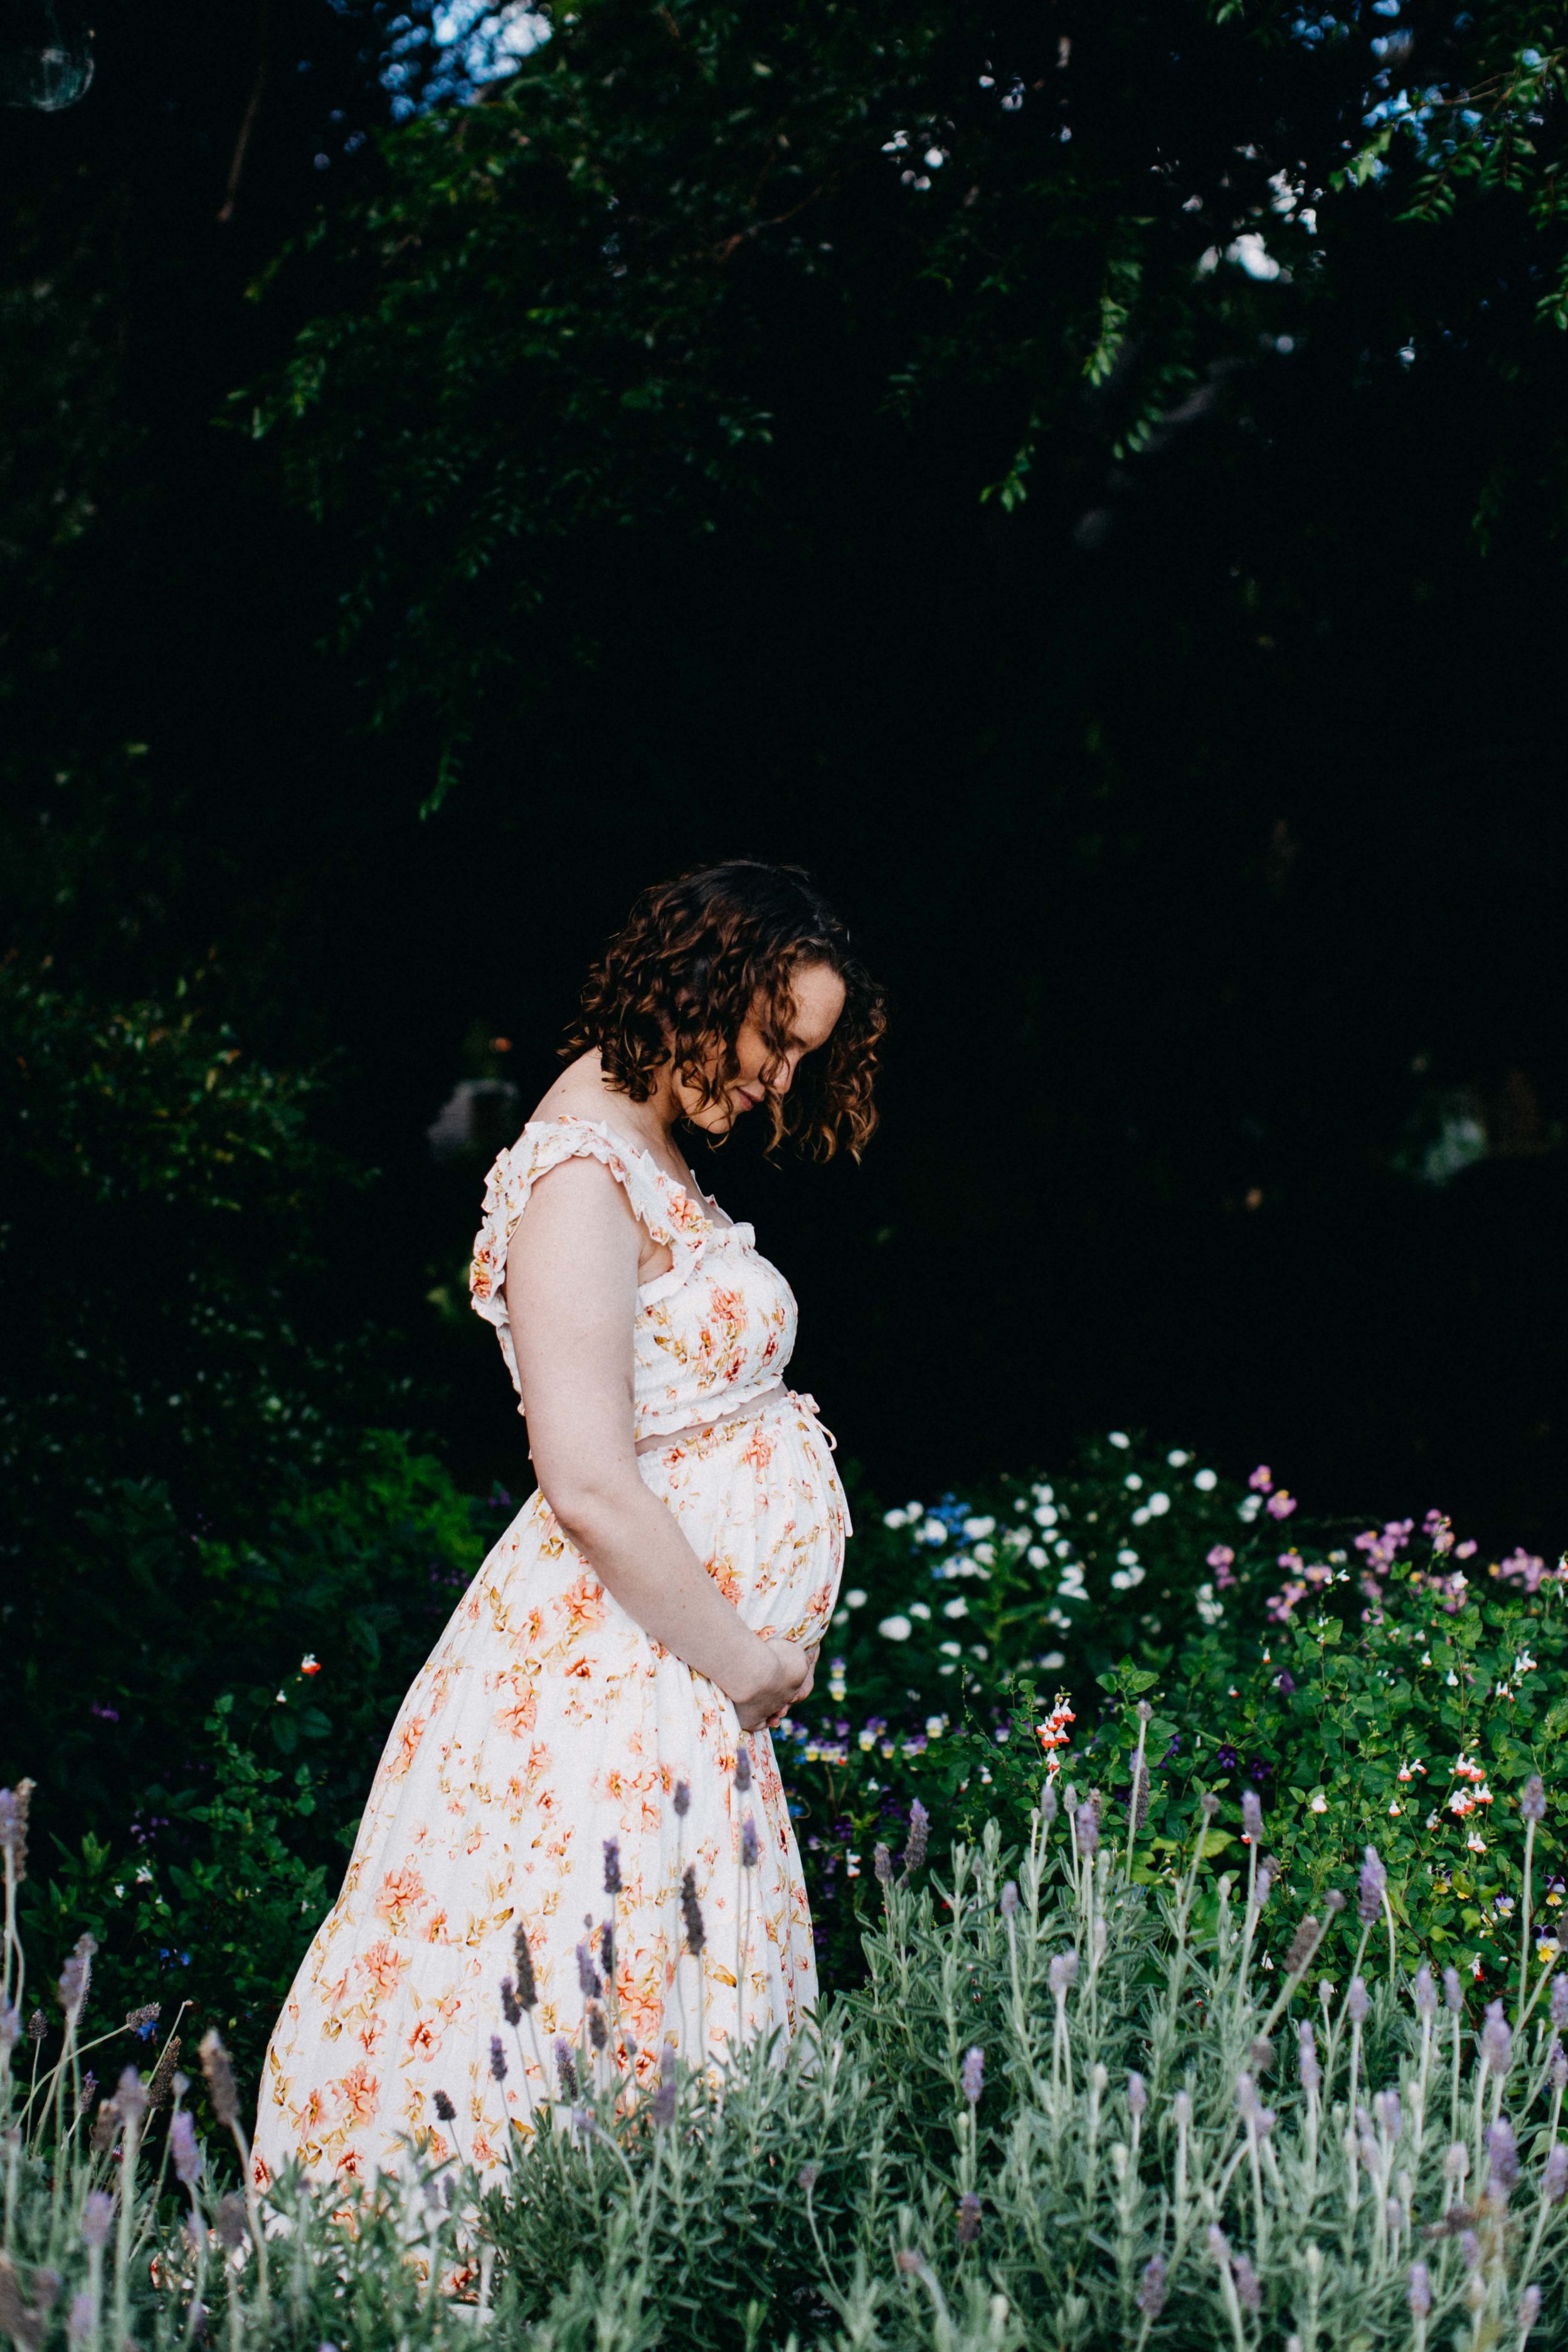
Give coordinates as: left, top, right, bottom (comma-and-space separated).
638, 1397, 847, 1647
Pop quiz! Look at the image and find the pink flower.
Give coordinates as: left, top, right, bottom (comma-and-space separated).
1206, 1544, 1236, 1586
1265, 1492, 1297, 1522
1454, 1539, 1477, 1559
1249, 1466, 1273, 1492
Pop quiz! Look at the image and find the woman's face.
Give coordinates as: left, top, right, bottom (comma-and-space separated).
680, 959, 847, 1135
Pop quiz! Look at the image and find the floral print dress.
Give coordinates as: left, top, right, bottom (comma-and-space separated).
253, 1116, 847, 2186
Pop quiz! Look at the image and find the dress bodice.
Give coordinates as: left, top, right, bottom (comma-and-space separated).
469, 1116, 797, 1440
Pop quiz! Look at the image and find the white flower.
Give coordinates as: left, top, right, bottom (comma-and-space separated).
1111, 1564, 1146, 1591
921, 1518, 949, 1545
1034, 1503, 1058, 1527
940, 1640, 962, 1657
909, 1602, 931, 1620
1032, 1482, 1056, 1503
1041, 1650, 1065, 1669
943, 1597, 968, 1619
844, 1587, 867, 1609
1054, 1539, 1074, 1558
1194, 1469, 1218, 1491
926, 1716, 946, 1738
1309, 1791, 1328, 1813
1147, 1492, 1171, 1517
1238, 1495, 1262, 1522
1227, 231, 1281, 280
1167, 1449, 1190, 1466
1108, 1431, 1131, 1449
1027, 1545, 1047, 1567
882, 1507, 909, 1528
1116, 1549, 1140, 1567
877, 1614, 912, 1641
1466, 1831, 1488, 1853
1124, 1473, 1143, 1491
963, 1515, 995, 1539
973, 1541, 996, 1566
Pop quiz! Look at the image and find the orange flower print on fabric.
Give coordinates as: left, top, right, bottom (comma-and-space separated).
253, 1116, 848, 2188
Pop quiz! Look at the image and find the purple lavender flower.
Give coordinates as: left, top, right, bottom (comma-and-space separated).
1126, 2071, 1147, 2120
1000, 1881, 1019, 1920
1233, 2255, 1261, 2313
734, 1745, 753, 1795
1444, 1965, 1465, 2013
199, 2031, 238, 2129
0, 1783, 31, 1879
956, 2191, 982, 2245
1544, 2143, 1567, 2203
170, 2110, 202, 2188
1374, 2089, 1402, 2140
1347, 1977, 1369, 2025
80, 2191, 113, 2249
555, 2039, 578, 2101
797, 2161, 818, 2193
1298, 2021, 1320, 2095
587, 2001, 608, 2053
501, 1978, 522, 2028
1135, 2255, 1167, 2319
1522, 1776, 1547, 1825
1460, 2229, 1481, 2272
652, 2045, 677, 2128
433, 2090, 456, 2123
514, 1925, 538, 2011
1074, 1802, 1100, 1862
1521, 2284, 1542, 2335
903, 1800, 930, 1874
1552, 1976, 1568, 2030
600, 1919, 615, 1979
1324, 1887, 1347, 1914
57, 1933, 96, 2026
68, 2292, 93, 2345
1241, 1789, 1264, 1845
960, 2047, 984, 2106
673, 1779, 691, 1819
739, 1816, 759, 1870
576, 1939, 602, 2001
490, 2036, 508, 2084
1482, 2000, 1513, 2079
1407, 2263, 1432, 2320
1049, 1951, 1079, 1996
603, 1838, 622, 1895
1485, 2116, 1518, 2195
1414, 1963, 1437, 2021
1039, 1784, 1057, 1829
1205, 2223, 1231, 2265
1552, 2042, 1568, 2094
873, 1843, 892, 1884
681, 1866, 706, 1956
1358, 1845, 1387, 1927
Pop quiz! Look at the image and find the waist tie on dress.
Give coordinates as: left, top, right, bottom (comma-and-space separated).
633, 1383, 837, 1456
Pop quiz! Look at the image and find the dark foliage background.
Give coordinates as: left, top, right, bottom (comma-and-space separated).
3, 0, 1567, 2062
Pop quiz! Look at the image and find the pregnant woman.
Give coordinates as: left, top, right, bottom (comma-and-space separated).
253, 860, 884, 2185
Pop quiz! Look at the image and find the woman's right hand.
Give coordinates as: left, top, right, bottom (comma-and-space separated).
734, 1636, 817, 1733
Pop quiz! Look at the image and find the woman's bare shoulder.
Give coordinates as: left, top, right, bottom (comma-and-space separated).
529, 1052, 656, 1143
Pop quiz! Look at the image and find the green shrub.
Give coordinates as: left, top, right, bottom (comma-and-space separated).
786, 1441, 1568, 1999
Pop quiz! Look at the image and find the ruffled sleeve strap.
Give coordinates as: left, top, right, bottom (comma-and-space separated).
469, 1117, 704, 1399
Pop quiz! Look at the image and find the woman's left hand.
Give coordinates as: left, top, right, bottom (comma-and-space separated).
766, 1640, 819, 1727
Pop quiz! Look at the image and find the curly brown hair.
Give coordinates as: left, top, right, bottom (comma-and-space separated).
563, 861, 886, 1159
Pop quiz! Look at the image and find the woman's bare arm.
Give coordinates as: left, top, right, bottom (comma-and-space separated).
504, 1157, 812, 1732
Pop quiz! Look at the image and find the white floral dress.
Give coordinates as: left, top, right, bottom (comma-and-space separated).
253, 1115, 847, 2185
